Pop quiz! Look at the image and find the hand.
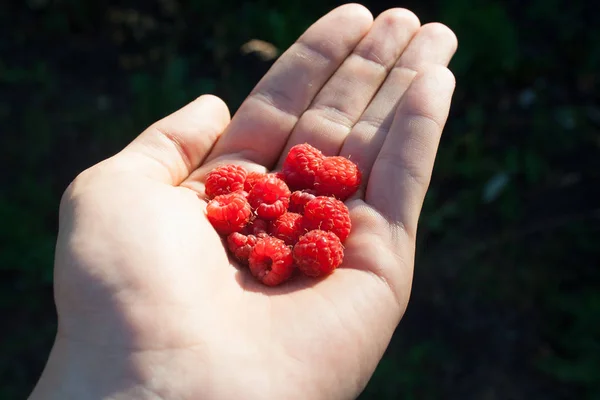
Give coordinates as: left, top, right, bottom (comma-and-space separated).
31, 4, 457, 399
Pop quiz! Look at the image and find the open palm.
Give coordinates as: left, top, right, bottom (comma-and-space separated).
33, 4, 457, 400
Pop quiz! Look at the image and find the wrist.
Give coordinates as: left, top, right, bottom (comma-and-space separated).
29, 336, 155, 400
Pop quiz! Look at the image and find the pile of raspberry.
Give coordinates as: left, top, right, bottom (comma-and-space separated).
205, 143, 361, 286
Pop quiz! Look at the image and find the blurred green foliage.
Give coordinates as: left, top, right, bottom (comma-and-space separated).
1, 0, 598, 398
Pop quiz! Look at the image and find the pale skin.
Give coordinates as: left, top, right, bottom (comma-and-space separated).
30, 4, 457, 400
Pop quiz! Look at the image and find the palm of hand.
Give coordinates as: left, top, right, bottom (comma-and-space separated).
50, 5, 456, 400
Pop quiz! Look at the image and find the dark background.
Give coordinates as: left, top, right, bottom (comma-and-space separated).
1, 0, 599, 398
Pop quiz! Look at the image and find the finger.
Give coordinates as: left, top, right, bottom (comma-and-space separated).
367, 63, 456, 237
392, 22, 457, 67
115, 95, 230, 185
276, 8, 420, 161
205, 4, 373, 168
339, 23, 457, 186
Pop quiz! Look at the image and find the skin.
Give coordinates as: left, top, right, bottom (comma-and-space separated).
30, 4, 457, 400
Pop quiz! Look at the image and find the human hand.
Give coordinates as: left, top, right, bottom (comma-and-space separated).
31, 4, 457, 399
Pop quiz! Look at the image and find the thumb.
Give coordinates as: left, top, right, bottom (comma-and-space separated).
114, 94, 231, 185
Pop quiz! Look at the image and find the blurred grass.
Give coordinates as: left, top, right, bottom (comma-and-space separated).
1, 0, 599, 398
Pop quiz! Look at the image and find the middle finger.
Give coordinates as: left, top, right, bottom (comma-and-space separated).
276, 8, 421, 166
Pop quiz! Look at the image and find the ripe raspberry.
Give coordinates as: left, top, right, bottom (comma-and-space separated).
293, 230, 344, 277
249, 236, 294, 286
282, 143, 324, 190
205, 164, 248, 198
227, 232, 259, 264
244, 171, 267, 192
247, 175, 291, 220
288, 190, 317, 214
270, 212, 305, 245
314, 156, 361, 200
303, 196, 351, 242
245, 218, 270, 238
206, 192, 252, 235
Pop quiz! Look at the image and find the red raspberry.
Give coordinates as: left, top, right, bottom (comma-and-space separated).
303, 196, 351, 242
314, 156, 361, 200
205, 164, 248, 199
206, 192, 252, 235
288, 190, 317, 214
270, 212, 305, 245
282, 143, 324, 190
249, 237, 294, 286
244, 171, 266, 192
247, 175, 291, 220
227, 232, 259, 264
245, 218, 270, 238
293, 230, 344, 277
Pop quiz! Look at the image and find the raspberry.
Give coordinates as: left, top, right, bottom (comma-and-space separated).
270, 212, 305, 245
245, 218, 270, 238
247, 175, 291, 220
205, 164, 248, 199
288, 190, 317, 214
244, 171, 267, 192
293, 230, 344, 277
314, 156, 361, 200
249, 237, 294, 286
227, 232, 259, 264
282, 143, 324, 190
303, 196, 351, 242
206, 145, 359, 286
206, 192, 252, 235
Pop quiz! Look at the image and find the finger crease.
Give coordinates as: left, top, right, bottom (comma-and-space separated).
312, 104, 355, 130
295, 39, 338, 67
249, 89, 298, 119
350, 50, 388, 72
366, 269, 404, 309
391, 64, 419, 77
152, 126, 194, 175
402, 111, 443, 133
357, 114, 392, 133
248, 91, 301, 122
377, 152, 429, 188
